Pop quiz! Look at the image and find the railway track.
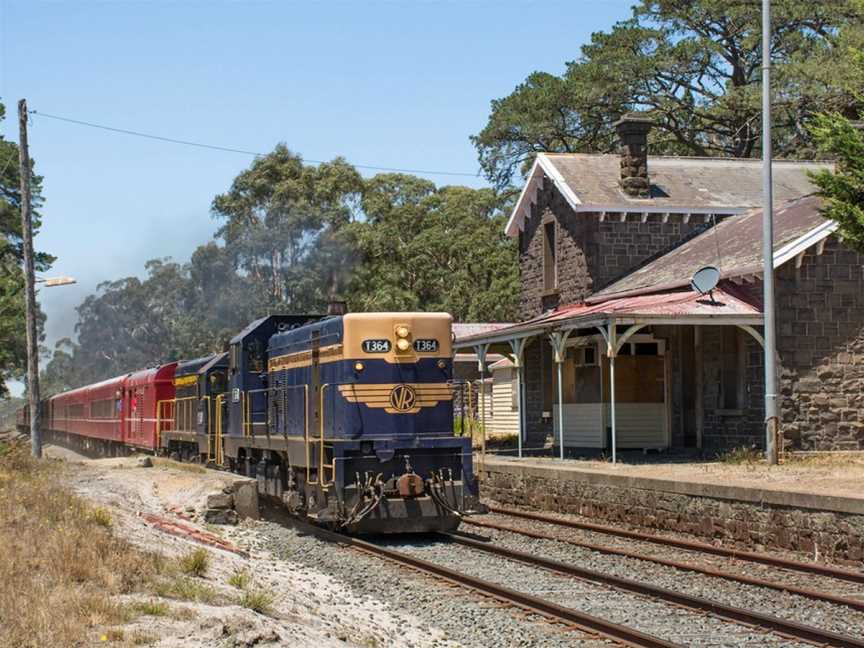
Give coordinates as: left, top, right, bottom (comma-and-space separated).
442, 531, 864, 648
488, 504, 864, 585
299, 522, 681, 648
297, 519, 864, 648
465, 514, 864, 613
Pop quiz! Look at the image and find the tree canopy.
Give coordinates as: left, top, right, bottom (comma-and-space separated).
0, 101, 52, 397
473, 0, 863, 189
41, 147, 519, 392
809, 10, 864, 252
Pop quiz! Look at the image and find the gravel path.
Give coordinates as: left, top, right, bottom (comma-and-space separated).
379, 535, 817, 648
459, 518, 864, 639
226, 517, 616, 648
481, 510, 864, 600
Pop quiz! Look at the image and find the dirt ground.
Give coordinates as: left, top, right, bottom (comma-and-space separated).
43, 444, 456, 648
500, 452, 864, 499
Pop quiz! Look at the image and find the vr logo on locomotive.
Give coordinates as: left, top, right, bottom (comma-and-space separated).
388, 384, 417, 412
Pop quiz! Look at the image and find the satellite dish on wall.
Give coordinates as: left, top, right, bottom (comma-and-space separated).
691, 266, 720, 298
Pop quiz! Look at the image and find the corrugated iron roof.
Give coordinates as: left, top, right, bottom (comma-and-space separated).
594, 195, 827, 300
454, 282, 761, 346
453, 323, 514, 340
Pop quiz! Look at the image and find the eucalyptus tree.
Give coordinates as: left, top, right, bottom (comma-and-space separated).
473, 0, 862, 189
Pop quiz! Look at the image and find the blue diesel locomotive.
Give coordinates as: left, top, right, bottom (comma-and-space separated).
219, 311, 483, 533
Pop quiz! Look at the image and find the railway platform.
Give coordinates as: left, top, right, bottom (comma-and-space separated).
479, 454, 864, 563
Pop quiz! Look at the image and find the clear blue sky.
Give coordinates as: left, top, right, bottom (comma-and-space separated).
1, 0, 633, 394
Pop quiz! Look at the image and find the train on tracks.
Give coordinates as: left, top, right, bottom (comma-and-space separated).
16, 310, 484, 533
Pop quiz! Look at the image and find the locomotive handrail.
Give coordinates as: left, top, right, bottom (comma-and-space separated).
213, 393, 225, 465
174, 396, 199, 434
241, 387, 274, 437
155, 399, 176, 449
319, 383, 334, 488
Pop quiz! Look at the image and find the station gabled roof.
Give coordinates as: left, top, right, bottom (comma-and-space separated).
593, 195, 834, 301
506, 153, 830, 236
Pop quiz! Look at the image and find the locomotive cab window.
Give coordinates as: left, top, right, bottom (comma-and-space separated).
229, 343, 240, 375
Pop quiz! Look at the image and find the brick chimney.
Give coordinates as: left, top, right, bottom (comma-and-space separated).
614, 113, 653, 198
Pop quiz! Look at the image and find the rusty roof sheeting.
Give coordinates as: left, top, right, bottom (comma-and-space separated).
454, 282, 761, 346
453, 323, 514, 341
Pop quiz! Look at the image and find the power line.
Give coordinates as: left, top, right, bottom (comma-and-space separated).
0, 151, 16, 179
28, 109, 482, 178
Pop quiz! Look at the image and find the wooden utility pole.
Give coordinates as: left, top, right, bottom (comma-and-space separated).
17, 99, 41, 458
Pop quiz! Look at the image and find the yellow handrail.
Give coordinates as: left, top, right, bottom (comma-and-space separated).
319, 383, 333, 487
155, 399, 175, 449
213, 393, 225, 465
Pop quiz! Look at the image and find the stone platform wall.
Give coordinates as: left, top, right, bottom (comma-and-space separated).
481, 460, 864, 563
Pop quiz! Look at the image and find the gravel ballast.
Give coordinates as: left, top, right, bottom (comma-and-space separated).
380, 536, 816, 648
227, 519, 618, 648
459, 517, 864, 639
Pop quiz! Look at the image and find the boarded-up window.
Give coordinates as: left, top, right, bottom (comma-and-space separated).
721, 328, 745, 409
543, 221, 556, 290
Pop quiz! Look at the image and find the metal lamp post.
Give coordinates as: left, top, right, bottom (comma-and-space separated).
762, 0, 779, 465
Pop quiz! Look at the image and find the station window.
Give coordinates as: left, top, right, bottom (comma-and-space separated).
634, 342, 659, 356
721, 328, 745, 410
543, 221, 557, 291
573, 346, 597, 367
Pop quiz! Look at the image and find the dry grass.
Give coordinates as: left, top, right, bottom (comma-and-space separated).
178, 547, 210, 577
228, 568, 252, 589
783, 451, 864, 468
130, 599, 170, 617
716, 445, 764, 465
239, 588, 276, 616
0, 441, 167, 647
153, 575, 221, 604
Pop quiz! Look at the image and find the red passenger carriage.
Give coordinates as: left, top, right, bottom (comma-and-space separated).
38, 363, 176, 456
123, 363, 177, 451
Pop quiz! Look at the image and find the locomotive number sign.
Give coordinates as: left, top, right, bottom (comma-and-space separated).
413, 338, 439, 352
362, 339, 391, 353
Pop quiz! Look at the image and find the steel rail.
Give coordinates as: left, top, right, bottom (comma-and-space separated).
299, 523, 682, 648
443, 533, 864, 648
465, 517, 864, 613
488, 505, 864, 585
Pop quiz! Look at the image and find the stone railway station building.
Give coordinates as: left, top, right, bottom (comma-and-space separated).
456, 115, 864, 453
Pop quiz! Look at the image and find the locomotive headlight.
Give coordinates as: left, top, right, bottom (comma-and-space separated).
395, 326, 410, 338
354, 361, 365, 372
396, 338, 411, 352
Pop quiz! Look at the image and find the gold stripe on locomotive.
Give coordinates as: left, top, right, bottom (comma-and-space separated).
268, 344, 344, 372
338, 383, 453, 414
173, 374, 198, 387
